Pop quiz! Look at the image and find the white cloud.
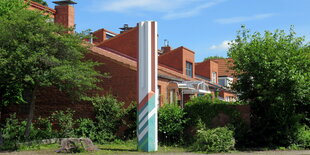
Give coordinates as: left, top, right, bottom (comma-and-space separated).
89, 0, 225, 19
209, 40, 233, 50
215, 13, 275, 24
163, 0, 226, 19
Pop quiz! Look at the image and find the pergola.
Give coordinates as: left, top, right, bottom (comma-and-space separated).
169, 81, 211, 107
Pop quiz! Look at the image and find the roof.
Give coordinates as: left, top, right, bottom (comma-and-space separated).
90, 46, 235, 93
29, 1, 56, 14
212, 58, 235, 77
96, 27, 138, 47
159, 46, 195, 58
90, 46, 197, 82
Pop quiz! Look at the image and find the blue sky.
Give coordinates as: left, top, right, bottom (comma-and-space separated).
46, 0, 310, 62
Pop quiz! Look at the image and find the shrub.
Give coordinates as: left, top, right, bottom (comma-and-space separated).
91, 95, 131, 143
75, 118, 96, 140
184, 95, 249, 146
33, 117, 54, 140
0, 114, 26, 150
50, 109, 75, 138
295, 125, 310, 149
249, 102, 304, 147
158, 103, 186, 145
191, 127, 235, 153
120, 102, 137, 140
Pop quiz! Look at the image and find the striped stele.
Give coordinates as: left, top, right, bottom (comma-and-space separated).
137, 21, 158, 152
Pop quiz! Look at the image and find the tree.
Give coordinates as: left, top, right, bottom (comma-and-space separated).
31, 0, 48, 6
0, 0, 27, 16
0, 0, 105, 138
204, 56, 225, 61
228, 26, 310, 147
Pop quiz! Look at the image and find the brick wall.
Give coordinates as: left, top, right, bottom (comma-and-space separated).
196, 60, 219, 83
85, 52, 138, 107
97, 28, 138, 59
54, 5, 75, 29
213, 58, 234, 77
181, 47, 195, 78
159, 46, 195, 78
219, 90, 237, 101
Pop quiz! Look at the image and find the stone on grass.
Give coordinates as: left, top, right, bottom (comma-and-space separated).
56, 138, 98, 153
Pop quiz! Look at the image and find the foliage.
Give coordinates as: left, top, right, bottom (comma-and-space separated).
91, 95, 132, 143
204, 56, 225, 61
184, 95, 249, 146
51, 109, 75, 138
191, 127, 235, 153
0, 0, 27, 17
75, 118, 96, 140
0, 0, 105, 138
158, 103, 187, 145
33, 117, 54, 140
31, 0, 48, 6
228, 26, 310, 147
0, 114, 26, 150
0, 114, 37, 150
295, 125, 310, 149
120, 102, 137, 140
185, 95, 245, 126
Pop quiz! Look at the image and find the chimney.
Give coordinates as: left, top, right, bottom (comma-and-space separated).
53, 0, 76, 32
160, 39, 171, 54
161, 46, 171, 54
89, 32, 94, 44
119, 24, 133, 33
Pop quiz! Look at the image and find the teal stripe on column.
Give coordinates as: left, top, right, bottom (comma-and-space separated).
147, 113, 156, 151
137, 95, 157, 152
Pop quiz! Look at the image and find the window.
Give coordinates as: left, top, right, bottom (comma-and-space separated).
212, 72, 217, 83
105, 32, 116, 40
219, 78, 225, 86
169, 89, 175, 104
158, 85, 161, 105
218, 77, 233, 87
186, 62, 193, 77
106, 34, 114, 39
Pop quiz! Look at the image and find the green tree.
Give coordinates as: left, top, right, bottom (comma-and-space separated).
0, 0, 105, 138
204, 56, 225, 61
228, 26, 310, 147
0, 0, 27, 16
31, 0, 48, 6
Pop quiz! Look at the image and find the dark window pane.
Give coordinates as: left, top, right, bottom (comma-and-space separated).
186, 62, 193, 77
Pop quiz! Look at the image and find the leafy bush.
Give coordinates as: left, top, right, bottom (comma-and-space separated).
33, 117, 54, 140
50, 109, 75, 138
0, 114, 30, 150
91, 95, 131, 143
158, 103, 186, 145
75, 118, 96, 140
295, 125, 310, 149
120, 102, 137, 140
184, 95, 249, 146
191, 127, 235, 153
249, 102, 304, 147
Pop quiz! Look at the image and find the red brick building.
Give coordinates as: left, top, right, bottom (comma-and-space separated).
3, 1, 237, 120
40, 1, 236, 105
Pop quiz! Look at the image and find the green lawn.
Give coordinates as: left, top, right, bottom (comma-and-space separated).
16, 140, 187, 154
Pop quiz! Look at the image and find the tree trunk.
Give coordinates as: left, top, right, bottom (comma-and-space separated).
24, 85, 37, 138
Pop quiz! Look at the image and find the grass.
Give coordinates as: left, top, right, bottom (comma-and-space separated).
14, 139, 187, 154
